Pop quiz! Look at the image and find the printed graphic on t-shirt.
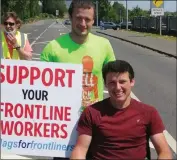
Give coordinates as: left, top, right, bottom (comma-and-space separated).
81, 56, 99, 109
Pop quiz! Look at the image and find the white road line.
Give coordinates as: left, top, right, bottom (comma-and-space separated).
104, 90, 176, 153
59, 33, 66, 35
164, 130, 176, 153
31, 22, 55, 47
33, 41, 50, 44
32, 57, 40, 60
32, 52, 41, 55
60, 22, 71, 32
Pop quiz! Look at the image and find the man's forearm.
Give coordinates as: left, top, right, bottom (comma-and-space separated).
70, 147, 87, 160
16, 48, 32, 60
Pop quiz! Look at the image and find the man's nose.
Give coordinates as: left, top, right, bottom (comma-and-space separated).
80, 19, 86, 26
115, 82, 121, 90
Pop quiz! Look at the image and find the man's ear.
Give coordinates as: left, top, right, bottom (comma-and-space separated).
130, 78, 135, 87
92, 19, 95, 25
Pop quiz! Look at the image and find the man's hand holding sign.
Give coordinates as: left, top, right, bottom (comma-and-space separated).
0, 59, 83, 158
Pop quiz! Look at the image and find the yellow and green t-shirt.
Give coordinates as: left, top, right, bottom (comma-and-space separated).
40, 33, 115, 109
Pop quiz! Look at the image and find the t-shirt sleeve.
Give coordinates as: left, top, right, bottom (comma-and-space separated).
103, 40, 116, 65
24, 39, 33, 52
149, 108, 165, 136
77, 107, 94, 136
40, 42, 55, 62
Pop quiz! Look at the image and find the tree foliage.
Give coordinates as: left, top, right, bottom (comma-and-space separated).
1, 0, 67, 22
1, 0, 41, 21
41, 0, 67, 17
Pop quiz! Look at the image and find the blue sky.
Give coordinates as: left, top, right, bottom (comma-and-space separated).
116, 1, 176, 12
66, 1, 176, 12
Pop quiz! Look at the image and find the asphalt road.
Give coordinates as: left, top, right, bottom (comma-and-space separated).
3, 19, 175, 159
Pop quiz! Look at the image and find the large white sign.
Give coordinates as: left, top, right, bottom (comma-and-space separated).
0, 59, 83, 158
151, 8, 164, 16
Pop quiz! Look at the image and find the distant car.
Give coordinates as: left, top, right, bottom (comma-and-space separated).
117, 21, 132, 29
100, 22, 118, 30
64, 20, 71, 25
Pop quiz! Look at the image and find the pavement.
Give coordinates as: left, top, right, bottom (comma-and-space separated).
96, 29, 176, 58
1, 19, 176, 159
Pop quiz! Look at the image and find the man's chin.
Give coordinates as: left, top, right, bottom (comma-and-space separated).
79, 32, 88, 36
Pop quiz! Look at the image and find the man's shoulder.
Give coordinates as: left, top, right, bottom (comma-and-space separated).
87, 98, 109, 113
45, 33, 69, 47
89, 33, 110, 44
55, 33, 69, 41
131, 98, 158, 113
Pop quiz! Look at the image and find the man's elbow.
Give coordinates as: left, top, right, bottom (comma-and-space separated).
158, 149, 173, 159
70, 146, 86, 160
23, 52, 32, 60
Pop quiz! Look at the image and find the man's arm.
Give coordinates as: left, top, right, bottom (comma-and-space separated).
6, 33, 32, 60
17, 39, 32, 60
151, 132, 172, 159
70, 106, 95, 159
149, 108, 172, 159
70, 134, 92, 159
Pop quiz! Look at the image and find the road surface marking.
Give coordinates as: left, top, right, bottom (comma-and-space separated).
32, 57, 40, 60
33, 41, 50, 44
104, 90, 176, 153
60, 22, 71, 31
59, 33, 66, 35
31, 22, 55, 46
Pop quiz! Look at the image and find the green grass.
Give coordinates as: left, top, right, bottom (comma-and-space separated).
122, 29, 176, 41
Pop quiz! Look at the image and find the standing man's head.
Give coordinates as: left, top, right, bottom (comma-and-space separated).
102, 60, 135, 108
2, 12, 22, 34
68, 0, 95, 37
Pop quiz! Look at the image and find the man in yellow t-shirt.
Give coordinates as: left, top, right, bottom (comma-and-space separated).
41, 0, 115, 110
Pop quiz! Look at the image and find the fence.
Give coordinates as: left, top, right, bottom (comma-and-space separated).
131, 16, 177, 36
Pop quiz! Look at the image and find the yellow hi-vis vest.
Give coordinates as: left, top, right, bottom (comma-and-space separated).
0, 31, 27, 59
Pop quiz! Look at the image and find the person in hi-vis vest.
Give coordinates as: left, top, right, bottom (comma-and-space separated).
1, 12, 33, 60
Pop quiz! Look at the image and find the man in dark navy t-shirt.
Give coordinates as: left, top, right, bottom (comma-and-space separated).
70, 60, 172, 160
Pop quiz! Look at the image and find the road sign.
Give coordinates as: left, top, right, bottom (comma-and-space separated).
150, 0, 164, 35
153, 0, 164, 8
56, 10, 59, 16
150, 0, 164, 16
151, 8, 164, 16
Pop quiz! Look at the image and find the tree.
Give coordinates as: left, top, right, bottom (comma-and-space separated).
93, 0, 111, 22
112, 2, 126, 22
1, 0, 41, 21
129, 6, 149, 20
41, 0, 67, 17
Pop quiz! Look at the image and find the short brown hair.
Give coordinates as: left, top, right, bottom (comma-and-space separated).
3, 12, 22, 29
68, 0, 95, 18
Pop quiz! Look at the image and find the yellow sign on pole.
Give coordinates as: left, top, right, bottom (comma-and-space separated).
153, 0, 164, 8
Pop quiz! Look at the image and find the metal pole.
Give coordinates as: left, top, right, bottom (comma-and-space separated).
160, 16, 162, 35
120, 10, 122, 29
126, 0, 128, 30
96, 1, 98, 27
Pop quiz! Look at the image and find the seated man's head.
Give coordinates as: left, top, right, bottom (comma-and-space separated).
102, 60, 135, 106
